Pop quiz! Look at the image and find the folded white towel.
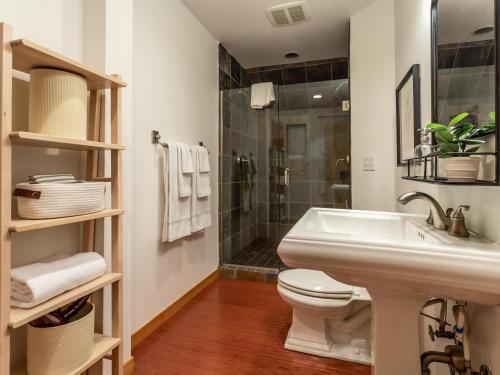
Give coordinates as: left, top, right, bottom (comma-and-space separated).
178, 142, 194, 198
191, 145, 211, 232
11, 252, 106, 309
162, 143, 192, 242
195, 146, 211, 198
251, 82, 275, 109
198, 147, 210, 173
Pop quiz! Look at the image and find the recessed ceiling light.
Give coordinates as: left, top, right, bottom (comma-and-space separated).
313, 94, 322, 99
284, 51, 299, 59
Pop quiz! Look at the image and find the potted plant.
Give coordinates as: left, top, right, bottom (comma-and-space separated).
426, 112, 495, 181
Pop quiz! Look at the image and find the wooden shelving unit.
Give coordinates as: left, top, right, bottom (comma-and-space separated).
1, 22, 125, 374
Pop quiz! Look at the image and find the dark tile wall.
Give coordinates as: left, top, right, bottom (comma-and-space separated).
246, 58, 349, 86
219, 45, 258, 263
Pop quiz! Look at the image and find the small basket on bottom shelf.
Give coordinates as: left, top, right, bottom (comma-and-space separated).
403, 151, 497, 185
27, 302, 95, 375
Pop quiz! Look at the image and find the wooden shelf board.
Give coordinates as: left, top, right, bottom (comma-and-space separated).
11, 38, 127, 90
10, 209, 125, 233
11, 334, 121, 375
10, 131, 125, 151
9, 273, 122, 329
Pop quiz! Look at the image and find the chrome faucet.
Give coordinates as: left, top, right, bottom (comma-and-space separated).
397, 192, 451, 230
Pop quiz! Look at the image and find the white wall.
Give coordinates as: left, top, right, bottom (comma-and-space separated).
350, 0, 397, 212
131, 0, 219, 331
394, 0, 500, 372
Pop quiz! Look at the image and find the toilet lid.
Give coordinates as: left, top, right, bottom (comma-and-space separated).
278, 269, 354, 296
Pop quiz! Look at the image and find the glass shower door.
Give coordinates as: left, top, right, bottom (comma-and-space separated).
273, 79, 351, 234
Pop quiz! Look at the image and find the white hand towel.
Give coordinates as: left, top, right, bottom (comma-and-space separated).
178, 142, 194, 198
162, 143, 192, 242
191, 145, 212, 232
11, 252, 106, 309
251, 82, 275, 109
198, 147, 210, 173
196, 146, 211, 198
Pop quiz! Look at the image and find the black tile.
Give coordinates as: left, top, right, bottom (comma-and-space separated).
332, 59, 349, 80
231, 56, 241, 83
259, 69, 284, 86
222, 98, 231, 128
283, 66, 307, 85
231, 182, 241, 207
231, 207, 241, 236
306, 63, 332, 82
247, 71, 261, 85
219, 69, 231, 91
222, 211, 231, 239
219, 45, 231, 75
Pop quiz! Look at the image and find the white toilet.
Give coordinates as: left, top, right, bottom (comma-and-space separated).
277, 269, 372, 365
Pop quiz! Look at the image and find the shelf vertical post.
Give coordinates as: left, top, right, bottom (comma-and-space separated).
110, 75, 123, 375
83, 89, 103, 252
0, 22, 12, 375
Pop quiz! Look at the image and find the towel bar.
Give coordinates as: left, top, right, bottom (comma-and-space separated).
151, 130, 209, 153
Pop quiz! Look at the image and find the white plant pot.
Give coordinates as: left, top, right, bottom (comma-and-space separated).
443, 156, 481, 182
27, 303, 95, 375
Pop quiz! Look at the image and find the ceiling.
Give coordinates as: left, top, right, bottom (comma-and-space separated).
438, 0, 494, 44
181, 0, 373, 68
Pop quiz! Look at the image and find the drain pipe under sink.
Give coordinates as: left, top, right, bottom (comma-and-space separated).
331, 304, 371, 333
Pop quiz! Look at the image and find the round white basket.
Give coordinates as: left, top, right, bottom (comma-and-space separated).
29, 68, 88, 140
27, 303, 95, 375
16, 182, 106, 219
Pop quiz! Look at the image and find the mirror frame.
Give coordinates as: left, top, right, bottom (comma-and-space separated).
431, 0, 500, 184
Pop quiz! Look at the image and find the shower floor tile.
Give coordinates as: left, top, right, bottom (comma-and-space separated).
230, 238, 282, 268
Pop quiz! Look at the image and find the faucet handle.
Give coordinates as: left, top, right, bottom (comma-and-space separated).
449, 205, 470, 238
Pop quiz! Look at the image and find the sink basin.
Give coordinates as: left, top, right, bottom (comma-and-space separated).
278, 208, 500, 375
279, 208, 500, 305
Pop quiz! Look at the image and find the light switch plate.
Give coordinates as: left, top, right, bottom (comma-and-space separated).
342, 100, 350, 112
362, 156, 375, 171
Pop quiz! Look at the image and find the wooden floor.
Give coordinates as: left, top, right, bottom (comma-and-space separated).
133, 278, 372, 375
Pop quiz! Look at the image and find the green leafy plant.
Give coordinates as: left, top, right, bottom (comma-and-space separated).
426, 112, 495, 157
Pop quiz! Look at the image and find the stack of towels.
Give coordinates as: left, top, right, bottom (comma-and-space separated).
11, 252, 106, 309
162, 142, 212, 242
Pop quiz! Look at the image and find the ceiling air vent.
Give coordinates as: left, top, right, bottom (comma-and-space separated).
266, 1, 311, 27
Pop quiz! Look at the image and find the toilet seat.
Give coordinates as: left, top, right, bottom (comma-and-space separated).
278, 269, 354, 299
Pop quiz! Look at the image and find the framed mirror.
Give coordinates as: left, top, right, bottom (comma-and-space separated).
431, 0, 499, 184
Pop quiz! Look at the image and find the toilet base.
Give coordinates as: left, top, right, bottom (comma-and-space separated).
284, 308, 372, 365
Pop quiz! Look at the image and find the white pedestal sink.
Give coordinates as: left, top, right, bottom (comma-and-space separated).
277, 208, 500, 375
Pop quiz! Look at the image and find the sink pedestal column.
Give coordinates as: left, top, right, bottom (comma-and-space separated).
368, 290, 427, 375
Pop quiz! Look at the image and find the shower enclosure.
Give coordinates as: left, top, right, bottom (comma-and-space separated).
219, 52, 351, 272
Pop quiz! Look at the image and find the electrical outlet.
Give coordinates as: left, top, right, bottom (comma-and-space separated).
362, 156, 375, 171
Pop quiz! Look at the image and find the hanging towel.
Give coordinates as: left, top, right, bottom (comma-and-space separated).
196, 146, 211, 198
191, 145, 212, 232
178, 142, 194, 198
251, 82, 275, 109
162, 143, 192, 242
198, 146, 210, 173
11, 252, 106, 309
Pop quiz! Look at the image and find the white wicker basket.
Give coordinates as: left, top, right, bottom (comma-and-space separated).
27, 303, 95, 375
15, 182, 106, 219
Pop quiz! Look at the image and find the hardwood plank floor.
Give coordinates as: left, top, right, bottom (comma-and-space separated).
133, 278, 372, 375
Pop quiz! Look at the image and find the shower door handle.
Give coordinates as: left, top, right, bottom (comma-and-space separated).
284, 168, 290, 187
